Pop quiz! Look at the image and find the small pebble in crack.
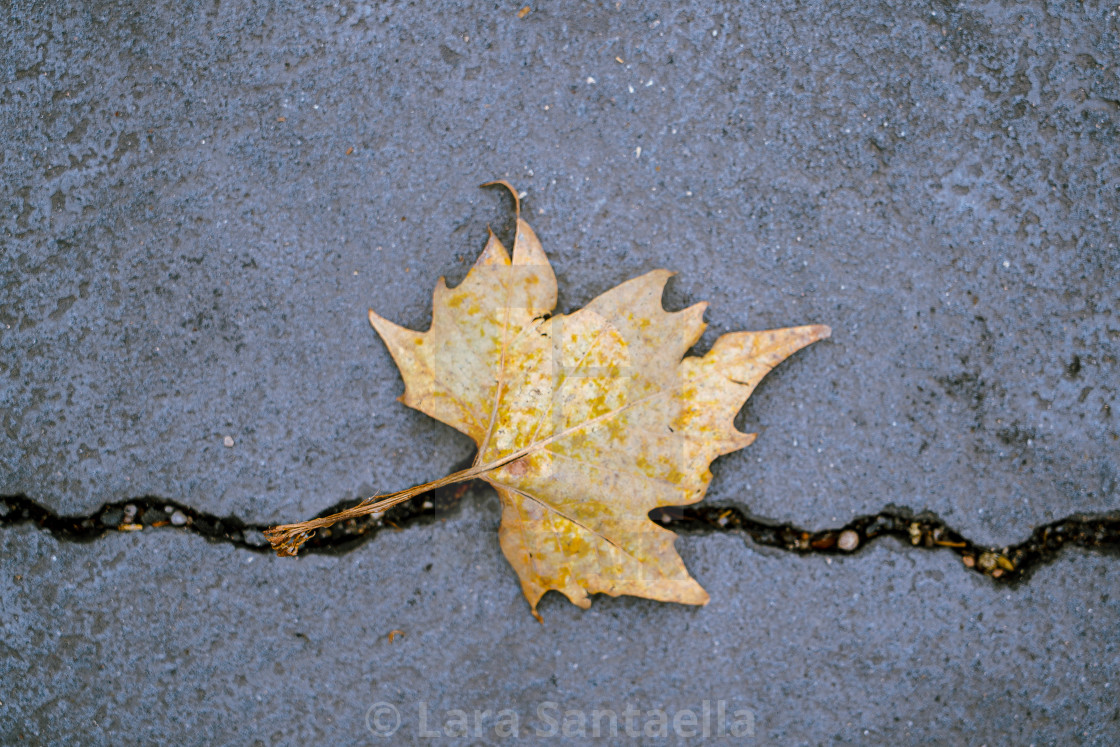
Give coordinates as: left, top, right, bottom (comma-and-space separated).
837, 529, 859, 551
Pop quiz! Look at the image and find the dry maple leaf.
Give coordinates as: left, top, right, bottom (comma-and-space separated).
266, 182, 830, 618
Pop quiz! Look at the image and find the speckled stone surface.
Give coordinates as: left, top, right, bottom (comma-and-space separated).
2, 1, 1117, 743
2, 502, 1118, 744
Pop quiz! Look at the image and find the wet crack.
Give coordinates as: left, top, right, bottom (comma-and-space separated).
3, 484, 1117, 584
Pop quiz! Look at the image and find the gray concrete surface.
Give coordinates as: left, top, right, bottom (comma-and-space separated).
2, 502, 1118, 744
2, 0, 1117, 743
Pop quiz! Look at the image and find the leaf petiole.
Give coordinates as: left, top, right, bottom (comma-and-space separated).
264, 466, 479, 556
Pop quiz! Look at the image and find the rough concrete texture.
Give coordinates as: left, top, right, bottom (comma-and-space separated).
1, 0, 1117, 743
2, 496, 1119, 744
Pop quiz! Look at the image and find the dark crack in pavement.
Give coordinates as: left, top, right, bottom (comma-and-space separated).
5, 477, 1117, 585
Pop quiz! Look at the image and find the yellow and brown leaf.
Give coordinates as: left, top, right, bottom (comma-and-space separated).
365, 182, 830, 616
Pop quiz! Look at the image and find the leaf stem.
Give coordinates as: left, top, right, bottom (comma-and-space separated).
264, 466, 480, 556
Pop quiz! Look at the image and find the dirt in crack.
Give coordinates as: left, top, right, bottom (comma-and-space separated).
3, 476, 1118, 584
